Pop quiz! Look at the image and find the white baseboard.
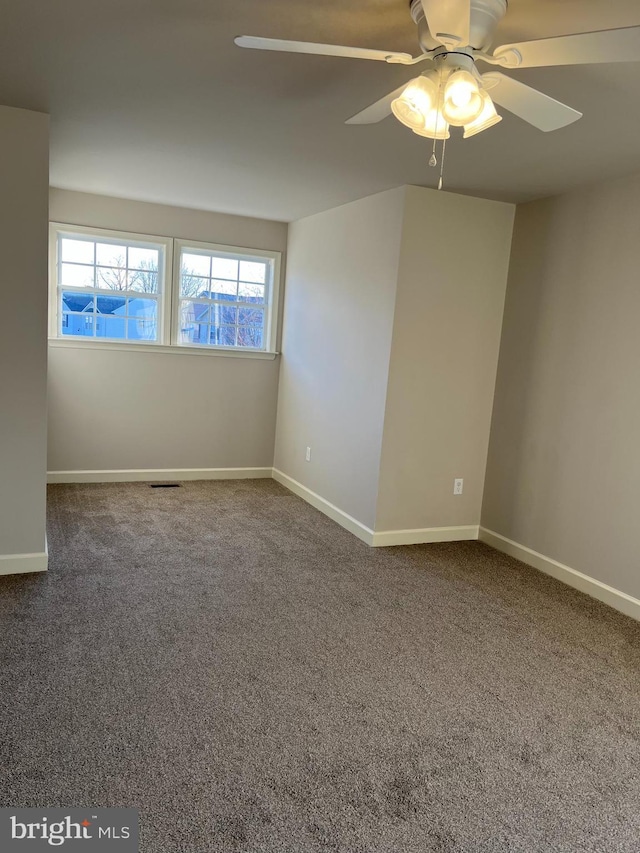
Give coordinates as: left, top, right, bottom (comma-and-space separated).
372, 526, 479, 547
479, 527, 640, 622
272, 469, 481, 548
47, 467, 273, 484
272, 469, 375, 545
0, 549, 48, 576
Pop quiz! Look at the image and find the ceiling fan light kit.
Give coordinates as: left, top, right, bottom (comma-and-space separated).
412, 108, 451, 141
390, 74, 439, 131
392, 55, 494, 143
442, 69, 484, 125
462, 91, 502, 137
235, 0, 640, 184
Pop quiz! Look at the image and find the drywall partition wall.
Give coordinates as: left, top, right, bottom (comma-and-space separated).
274, 185, 514, 544
375, 186, 515, 537
47, 190, 288, 477
274, 188, 406, 533
0, 106, 49, 573
482, 173, 640, 608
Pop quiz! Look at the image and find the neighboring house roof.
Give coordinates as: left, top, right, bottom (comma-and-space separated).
112, 298, 154, 317
62, 294, 126, 314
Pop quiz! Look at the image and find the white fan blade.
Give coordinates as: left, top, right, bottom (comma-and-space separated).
234, 36, 413, 64
484, 73, 582, 132
493, 26, 640, 69
345, 84, 410, 125
420, 0, 470, 48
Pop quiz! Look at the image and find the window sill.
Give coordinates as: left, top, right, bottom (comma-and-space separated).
48, 338, 279, 360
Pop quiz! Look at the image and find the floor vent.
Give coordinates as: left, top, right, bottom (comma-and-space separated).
149, 483, 181, 488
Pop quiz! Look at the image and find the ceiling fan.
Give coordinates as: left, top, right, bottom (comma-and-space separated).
235, 0, 640, 140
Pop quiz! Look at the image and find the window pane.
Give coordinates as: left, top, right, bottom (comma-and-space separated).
60, 262, 95, 288
128, 269, 158, 293
238, 282, 265, 303
127, 318, 157, 341
62, 312, 95, 337
215, 326, 237, 346
96, 267, 128, 291
194, 306, 211, 324
179, 323, 195, 344
238, 307, 264, 326
239, 260, 266, 284
181, 252, 211, 277
179, 322, 208, 345
61, 238, 94, 264
237, 326, 264, 348
62, 291, 93, 313
180, 300, 195, 325
97, 314, 126, 339
211, 257, 238, 280
127, 298, 157, 318
211, 279, 237, 299
211, 305, 237, 325
128, 246, 159, 270
180, 299, 210, 324
96, 294, 126, 315
179, 300, 209, 345
96, 243, 127, 268
181, 274, 209, 298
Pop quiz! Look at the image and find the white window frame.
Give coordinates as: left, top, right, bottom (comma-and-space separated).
49, 223, 173, 346
48, 224, 281, 359
172, 239, 281, 355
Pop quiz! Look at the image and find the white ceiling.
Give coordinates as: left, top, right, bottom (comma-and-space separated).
1, 0, 640, 221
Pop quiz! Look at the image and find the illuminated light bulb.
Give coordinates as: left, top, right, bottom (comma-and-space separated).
446, 70, 477, 107
463, 91, 502, 138
451, 84, 471, 108
412, 108, 450, 140
391, 75, 438, 131
442, 69, 483, 126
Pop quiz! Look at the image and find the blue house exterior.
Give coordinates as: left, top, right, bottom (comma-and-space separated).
62, 294, 157, 341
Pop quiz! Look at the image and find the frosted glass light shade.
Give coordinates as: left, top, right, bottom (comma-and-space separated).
412, 109, 450, 140
463, 92, 502, 138
442, 69, 483, 126
391, 75, 438, 131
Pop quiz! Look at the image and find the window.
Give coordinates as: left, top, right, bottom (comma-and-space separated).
50, 225, 171, 345
49, 224, 281, 356
175, 240, 278, 352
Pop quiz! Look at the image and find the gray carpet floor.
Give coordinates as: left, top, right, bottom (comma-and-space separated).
1, 480, 639, 852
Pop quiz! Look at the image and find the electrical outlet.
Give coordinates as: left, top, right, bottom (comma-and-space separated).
454, 478, 463, 495
305, 446, 311, 462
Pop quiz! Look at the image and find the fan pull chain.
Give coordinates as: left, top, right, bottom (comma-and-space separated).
429, 73, 444, 168
424, 70, 447, 188
428, 115, 438, 167
438, 134, 447, 191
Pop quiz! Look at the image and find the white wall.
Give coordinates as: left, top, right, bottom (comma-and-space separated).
274, 186, 514, 540
375, 186, 514, 532
274, 188, 406, 529
482, 172, 640, 602
0, 106, 49, 566
48, 190, 288, 474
